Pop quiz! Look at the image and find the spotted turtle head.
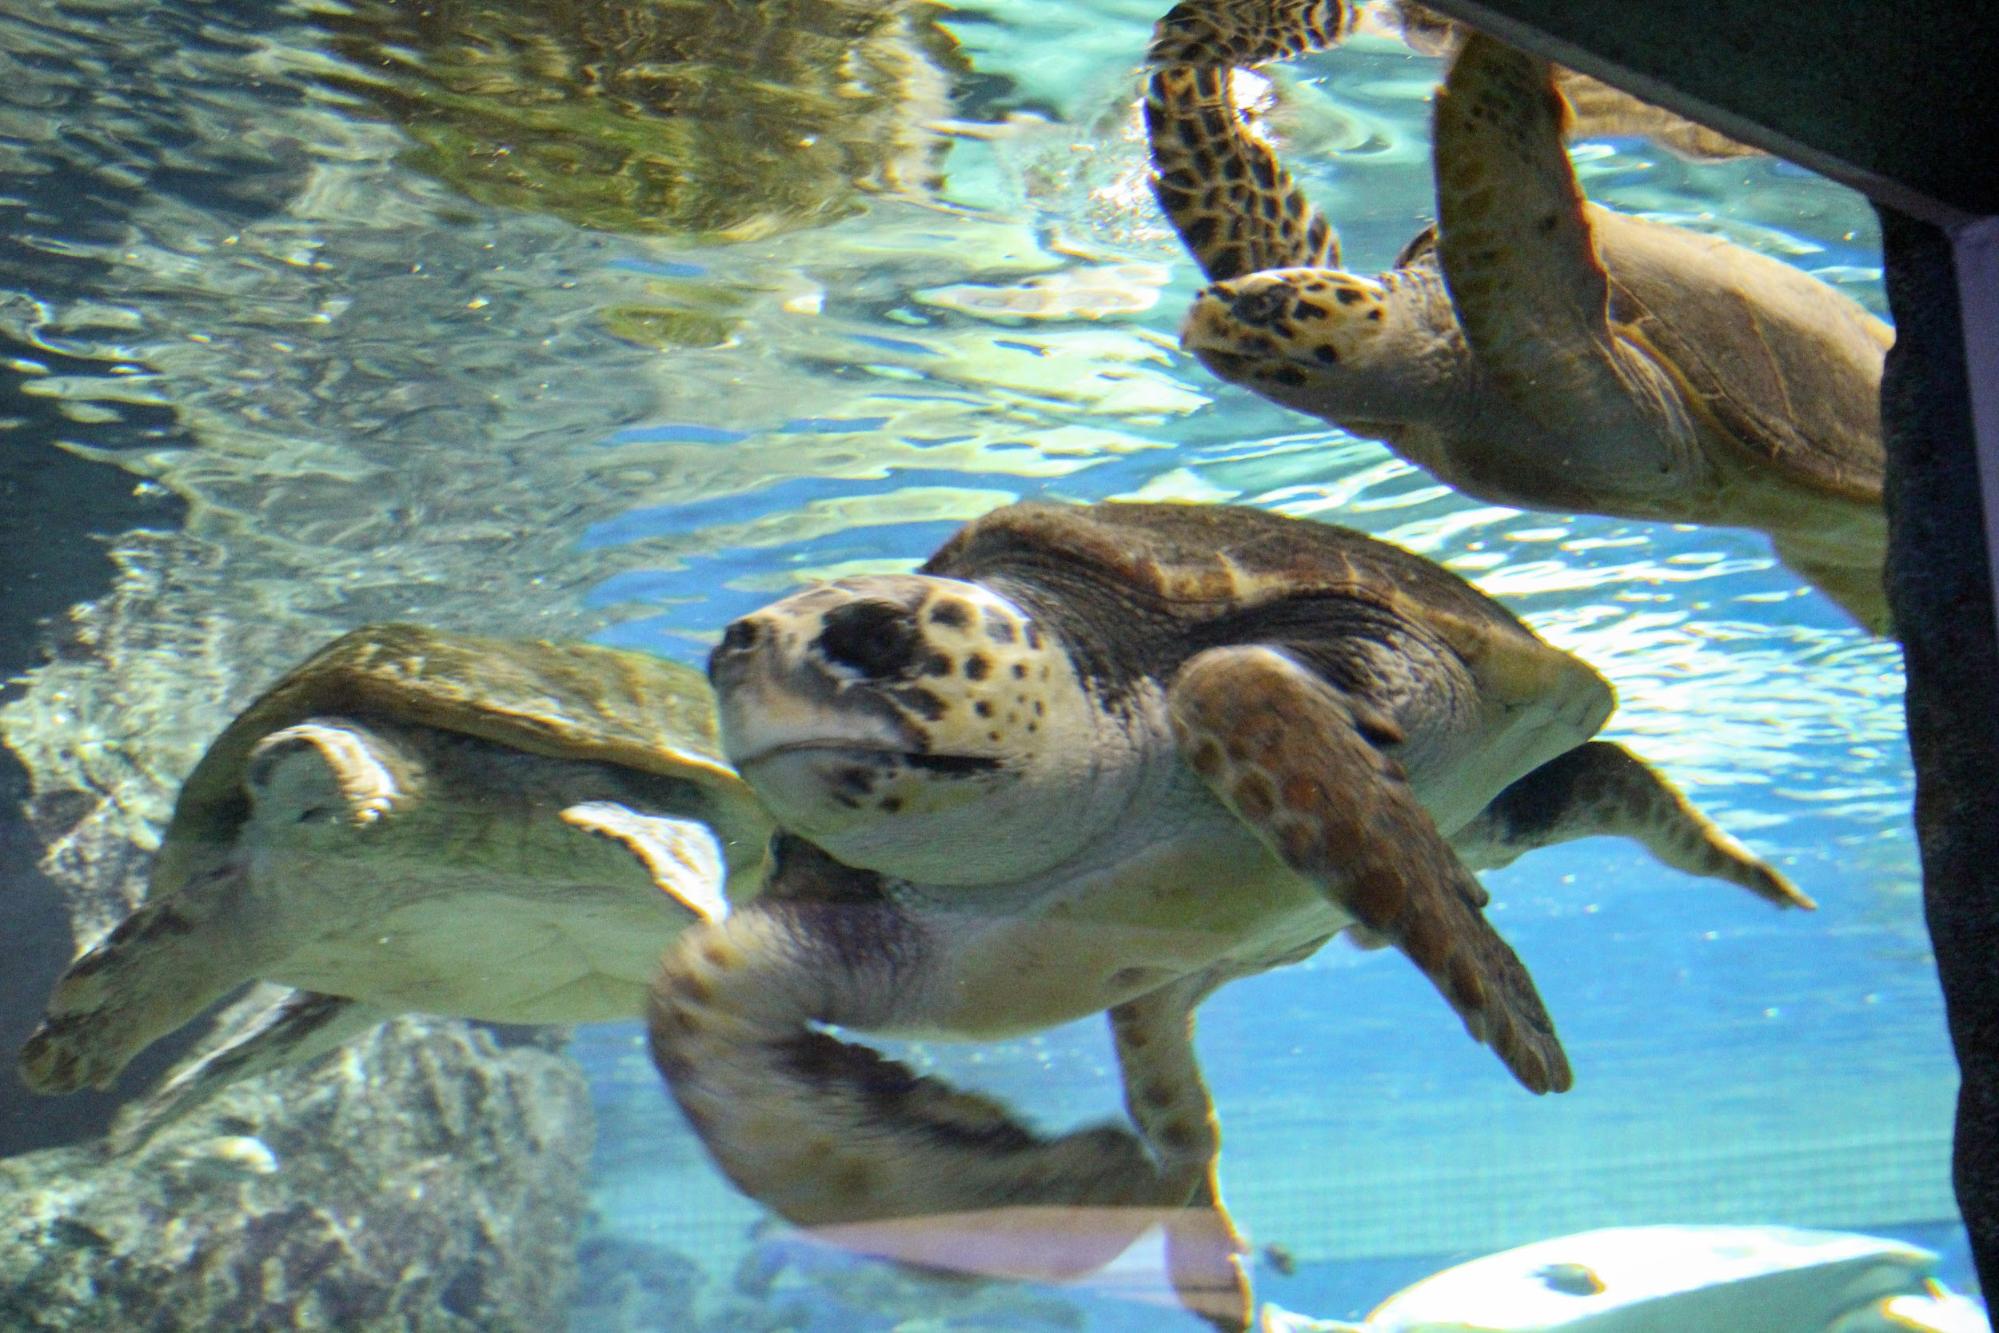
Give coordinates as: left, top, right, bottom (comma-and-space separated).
709, 574, 1107, 885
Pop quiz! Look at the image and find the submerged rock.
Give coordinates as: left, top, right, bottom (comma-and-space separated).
0, 1018, 591, 1331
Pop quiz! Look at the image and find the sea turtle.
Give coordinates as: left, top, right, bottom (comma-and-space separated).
1260, 1224, 1990, 1332
18, 622, 772, 1137
309, 0, 963, 244
645, 499, 1809, 1332
1145, 2, 1893, 633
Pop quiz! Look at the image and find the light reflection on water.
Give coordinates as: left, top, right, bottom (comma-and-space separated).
0, 0, 1951, 1325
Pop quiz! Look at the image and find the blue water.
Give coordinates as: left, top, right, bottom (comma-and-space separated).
0, 0, 1973, 1327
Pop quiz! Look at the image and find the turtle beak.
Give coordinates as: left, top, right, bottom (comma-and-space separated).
708, 592, 927, 773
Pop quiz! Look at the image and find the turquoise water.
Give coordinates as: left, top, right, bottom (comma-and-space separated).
0, 0, 1972, 1328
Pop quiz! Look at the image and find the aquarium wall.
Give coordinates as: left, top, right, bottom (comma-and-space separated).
0, 0, 1981, 1328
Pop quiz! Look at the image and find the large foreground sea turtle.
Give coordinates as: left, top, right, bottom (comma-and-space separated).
18, 623, 772, 1136
647, 500, 1808, 1332
1146, 2, 1893, 632
1261, 1225, 1989, 1332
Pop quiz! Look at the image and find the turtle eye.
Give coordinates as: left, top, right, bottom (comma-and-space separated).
817, 600, 920, 678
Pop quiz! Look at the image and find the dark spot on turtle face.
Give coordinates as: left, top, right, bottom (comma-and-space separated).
1023, 623, 1043, 650
927, 599, 970, 629
1011, 663, 1028, 679
818, 601, 921, 679
1313, 343, 1341, 365
921, 652, 953, 677
1536, 212, 1561, 235
880, 796, 904, 814
905, 754, 1001, 777
975, 700, 994, 718
717, 618, 761, 655
1291, 300, 1328, 321
1334, 286, 1365, 306
1367, 308, 1384, 321
965, 653, 991, 681
887, 686, 948, 721
834, 766, 878, 797
1229, 284, 1292, 328
985, 619, 1016, 645
1267, 366, 1308, 387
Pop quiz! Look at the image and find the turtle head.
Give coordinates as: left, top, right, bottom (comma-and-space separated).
710, 575, 1107, 884
1181, 263, 1469, 438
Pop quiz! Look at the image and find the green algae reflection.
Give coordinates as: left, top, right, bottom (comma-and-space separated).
307, 0, 965, 240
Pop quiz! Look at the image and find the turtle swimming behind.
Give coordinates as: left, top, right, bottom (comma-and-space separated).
18, 622, 772, 1137
1261, 1224, 1989, 1332
1146, 0, 1893, 632
647, 499, 1809, 1331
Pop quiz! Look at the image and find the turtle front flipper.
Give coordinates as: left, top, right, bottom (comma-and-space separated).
1432, 35, 1699, 484
108, 991, 385, 1153
648, 843, 1201, 1275
1144, 0, 1348, 281
1168, 645, 1572, 1094
18, 867, 278, 1096
1452, 741, 1814, 909
1110, 976, 1252, 1333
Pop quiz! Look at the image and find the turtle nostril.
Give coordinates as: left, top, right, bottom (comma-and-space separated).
817, 600, 920, 678
1229, 284, 1291, 328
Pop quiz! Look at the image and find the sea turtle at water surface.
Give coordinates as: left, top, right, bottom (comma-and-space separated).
18, 622, 772, 1138
1260, 1225, 1989, 1332
1145, 0, 1893, 632
309, 0, 964, 242
645, 499, 1809, 1331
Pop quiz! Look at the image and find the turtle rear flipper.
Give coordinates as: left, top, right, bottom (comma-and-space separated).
1168, 644, 1572, 1094
1432, 35, 1697, 482
1111, 975, 1252, 1333
1453, 741, 1813, 908
108, 991, 384, 1153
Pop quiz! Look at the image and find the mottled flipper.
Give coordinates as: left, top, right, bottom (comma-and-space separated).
16, 874, 275, 1096
1145, 0, 1351, 281
17, 718, 410, 1096
1453, 741, 1813, 909
650, 840, 1203, 1273
1110, 976, 1250, 1333
1169, 645, 1571, 1094
108, 990, 386, 1153
1433, 35, 1688, 458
